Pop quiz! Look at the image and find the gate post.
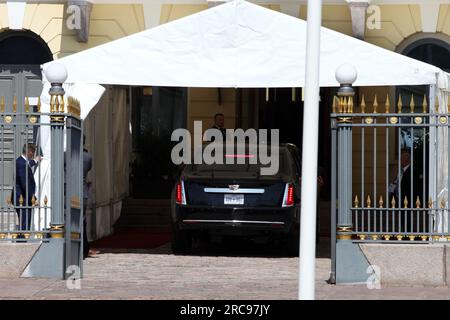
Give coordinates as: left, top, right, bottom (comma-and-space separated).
47, 64, 68, 238
335, 66, 355, 240
334, 65, 371, 284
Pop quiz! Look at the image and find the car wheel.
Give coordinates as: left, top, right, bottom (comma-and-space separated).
171, 224, 192, 255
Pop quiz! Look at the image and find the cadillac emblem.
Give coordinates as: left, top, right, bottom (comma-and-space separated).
228, 185, 240, 191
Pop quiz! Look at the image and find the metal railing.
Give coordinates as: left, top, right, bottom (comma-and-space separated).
331, 89, 450, 243
0, 95, 82, 242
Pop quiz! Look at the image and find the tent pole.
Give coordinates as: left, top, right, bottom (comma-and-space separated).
299, 0, 322, 300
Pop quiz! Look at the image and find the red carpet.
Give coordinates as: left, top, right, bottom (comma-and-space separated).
90, 230, 171, 249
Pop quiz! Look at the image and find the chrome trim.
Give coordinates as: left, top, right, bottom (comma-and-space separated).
204, 188, 265, 194
182, 219, 285, 225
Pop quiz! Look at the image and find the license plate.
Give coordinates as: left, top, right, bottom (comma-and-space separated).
224, 194, 244, 205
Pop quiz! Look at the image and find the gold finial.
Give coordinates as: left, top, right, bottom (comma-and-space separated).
391, 196, 396, 208
354, 195, 359, 208
366, 195, 371, 208
13, 96, 17, 113
397, 95, 402, 113
435, 96, 439, 113
428, 197, 433, 208
403, 196, 408, 208
416, 196, 421, 209
31, 196, 36, 206
373, 94, 378, 113
19, 194, 23, 206
338, 97, 343, 113
422, 94, 428, 114
44, 196, 48, 206
60, 96, 65, 113
361, 94, 366, 113
348, 96, 354, 113
410, 94, 415, 113
25, 97, 30, 113
385, 94, 390, 114
6, 196, 11, 206
37, 97, 41, 112
0, 96, 4, 113
440, 199, 445, 209
379, 195, 384, 208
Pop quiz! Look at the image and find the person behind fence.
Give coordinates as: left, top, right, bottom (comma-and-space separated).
13, 143, 40, 232
388, 149, 420, 205
82, 135, 96, 258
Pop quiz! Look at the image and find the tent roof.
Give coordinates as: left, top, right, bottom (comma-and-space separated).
43, 0, 447, 88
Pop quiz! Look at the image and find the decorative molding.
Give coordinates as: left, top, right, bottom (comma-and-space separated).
143, 1, 162, 29
347, 1, 370, 40
6, 1, 26, 30
68, 0, 93, 43
420, 3, 440, 33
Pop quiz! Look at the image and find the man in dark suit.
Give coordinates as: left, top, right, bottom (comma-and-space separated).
389, 149, 421, 233
13, 143, 40, 231
389, 150, 420, 207
212, 113, 226, 142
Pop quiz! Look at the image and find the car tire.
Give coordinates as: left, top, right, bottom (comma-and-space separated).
171, 224, 192, 255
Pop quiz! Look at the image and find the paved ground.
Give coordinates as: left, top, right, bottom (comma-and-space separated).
1, 237, 450, 300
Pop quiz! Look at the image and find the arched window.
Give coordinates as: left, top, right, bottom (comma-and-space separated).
0, 30, 52, 65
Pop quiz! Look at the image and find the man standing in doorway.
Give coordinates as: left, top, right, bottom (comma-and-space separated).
13, 143, 40, 232
212, 113, 227, 141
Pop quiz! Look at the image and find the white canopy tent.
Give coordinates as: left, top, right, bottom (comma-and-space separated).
36, 0, 449, 234
42, 0, 448, 89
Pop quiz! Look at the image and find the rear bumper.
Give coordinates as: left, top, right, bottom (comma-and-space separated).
174, 205, 298, 235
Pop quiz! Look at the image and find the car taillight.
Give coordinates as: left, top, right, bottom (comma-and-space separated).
176, 181, 187, 205
282, 183, 295, 207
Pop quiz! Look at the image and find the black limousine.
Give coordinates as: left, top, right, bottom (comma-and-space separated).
170, 143, 304, 255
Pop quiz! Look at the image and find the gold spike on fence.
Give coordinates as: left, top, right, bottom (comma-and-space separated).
379, 195, 384, 208
60, 96, 65, 113
0, 96, 4, 113
366, 195, 371, 208
397, 95, 402, 113
428, 197, 433, 209
19, 195, 23, 206
337, 97, 342, 113
410, 94, 415, 113
6, 196, 11, 206
13, 96, 17, 113
422, 94, 428, 114
385, 94, 390, 114
373, 94, 378, 113
348, 96, 354, 113
416, 196, 421, 209
354, 195, 359, 208
37, 97, 41, 112
435, 97, 439, 113
440, 199, 445, 209
391, 196, 396, 208
31, 196, 36, 206
403, 196, 408, 208
25, 97, 30, 113
361, 95, 366, 113
44, 196, 48, 206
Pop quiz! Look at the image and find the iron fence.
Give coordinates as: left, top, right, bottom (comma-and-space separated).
331, 89, 450, 243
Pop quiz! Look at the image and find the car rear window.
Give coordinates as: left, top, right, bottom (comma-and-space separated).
185, 147, 291, 176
